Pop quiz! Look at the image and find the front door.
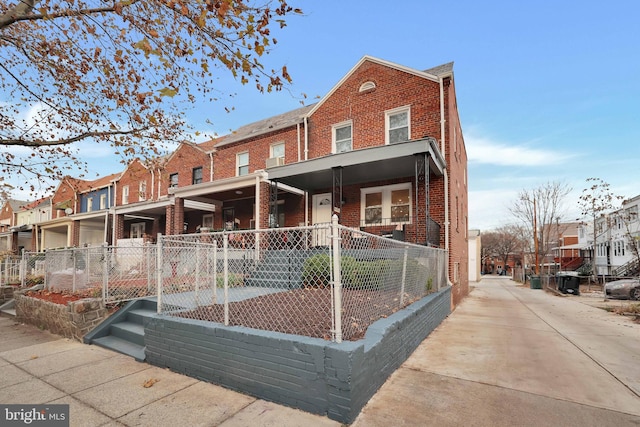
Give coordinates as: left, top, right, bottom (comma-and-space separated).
312, 193, 332, 246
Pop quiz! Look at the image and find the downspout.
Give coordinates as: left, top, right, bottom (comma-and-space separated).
440, 76, 452, 287
255, 173, 261, 230
304, 116, 309, 161
209, 152, 214, 182
296, 122, 301, 162
151, 169, 155, 200
112, 181, 117, 246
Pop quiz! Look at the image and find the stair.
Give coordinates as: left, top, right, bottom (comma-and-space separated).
84, 298, 156, 362
0, 299, 16, 318
244, 249, 306, 289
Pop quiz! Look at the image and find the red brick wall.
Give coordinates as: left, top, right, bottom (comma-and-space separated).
157, 143, 212, 197
115, 159, 151, 206
213, 127, 301, 180
306, 60, 442, 158
442, 77, 470, 308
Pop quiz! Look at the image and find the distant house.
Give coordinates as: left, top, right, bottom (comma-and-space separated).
0, 199, 28, 252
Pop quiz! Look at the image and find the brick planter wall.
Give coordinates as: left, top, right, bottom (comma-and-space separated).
145, 286, 451, 424
14, 292, 109, 341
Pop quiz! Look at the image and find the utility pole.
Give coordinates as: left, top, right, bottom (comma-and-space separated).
534, 197, 539, 275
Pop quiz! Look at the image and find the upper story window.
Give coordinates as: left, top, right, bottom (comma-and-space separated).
87, 197, 93, 212
100, 194, 107, 210
139, 181, 147, 201
169, 173, 179, 188
237, 152, 249, 176
271, 142, 285, 159
192, 167, 203, 184
332, 121, 352, 153
386, 106, 410, 144
122, 185, 129, 205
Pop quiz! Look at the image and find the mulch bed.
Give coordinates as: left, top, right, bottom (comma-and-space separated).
176, 287, 421, 341
24, 289, 98, 304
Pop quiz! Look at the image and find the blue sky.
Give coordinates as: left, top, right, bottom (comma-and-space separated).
48, 1, 640, 230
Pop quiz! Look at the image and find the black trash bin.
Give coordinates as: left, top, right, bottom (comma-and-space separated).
557, 273, 580, 295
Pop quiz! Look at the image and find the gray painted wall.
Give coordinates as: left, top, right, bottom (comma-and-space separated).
144, 287, 451, 423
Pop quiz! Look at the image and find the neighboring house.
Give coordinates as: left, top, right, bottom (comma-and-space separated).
171, 55, 470, 306
111, 143, 216, 244
0, 199, 28, 252
468, 229, 481, 281
36, 174, 117, 250
14, 197, 52, 253
550, 222, 583, 271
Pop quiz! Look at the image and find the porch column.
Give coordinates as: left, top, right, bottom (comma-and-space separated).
269, 180, 278, 228
174, 197, 185, 234
165, 204, 175, 235
415, 153, 430, 245
332, 166, 343, 219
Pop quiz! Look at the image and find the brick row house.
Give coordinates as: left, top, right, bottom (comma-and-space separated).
13, 56, 470, 306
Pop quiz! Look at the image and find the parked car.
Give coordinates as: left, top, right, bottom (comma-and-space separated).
604, 278, 640, 300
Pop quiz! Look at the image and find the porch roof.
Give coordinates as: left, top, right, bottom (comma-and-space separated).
267, 138, 445, 191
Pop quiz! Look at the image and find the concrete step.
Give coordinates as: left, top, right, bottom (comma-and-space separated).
92, 335, 146, 362
110, 321, 145, 346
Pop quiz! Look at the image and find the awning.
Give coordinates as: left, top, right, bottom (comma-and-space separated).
267, 138, 446, 191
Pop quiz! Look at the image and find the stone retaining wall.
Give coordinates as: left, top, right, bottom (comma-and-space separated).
14, 292, 109, 341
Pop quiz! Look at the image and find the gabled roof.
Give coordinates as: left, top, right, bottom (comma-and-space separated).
211, 104, 315, 149
4, 199, 29, 211
21, 197, 51, 210
424, 62, 454, 77
305, 55, 448, 117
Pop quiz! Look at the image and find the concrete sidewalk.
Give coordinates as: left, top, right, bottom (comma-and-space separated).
352, 276, 640, 426
2, 276, 640, 426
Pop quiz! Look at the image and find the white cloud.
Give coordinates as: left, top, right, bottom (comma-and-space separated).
466, 133, 575, 167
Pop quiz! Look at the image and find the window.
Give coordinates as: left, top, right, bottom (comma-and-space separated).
202, 214, 214, 229
169, 173, 179, 188
192, 167, 203, 184
386, 106, 410, 144
332, 122, 352, 153
100, 194, 107, 210
130, 222, 145, 239
139, 181, 147, 201
87, 197, 93, 212
361, 183, 412, 225
122, 185, 129, 205
237, 152, 249, 176
271, 142, 285, 159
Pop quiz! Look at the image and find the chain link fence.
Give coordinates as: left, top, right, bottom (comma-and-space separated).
159, 218, 447, 342
41, 245, 157, 302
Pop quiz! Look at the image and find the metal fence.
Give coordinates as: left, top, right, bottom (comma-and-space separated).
157, 216, 447, 342
42, 245, 157, 302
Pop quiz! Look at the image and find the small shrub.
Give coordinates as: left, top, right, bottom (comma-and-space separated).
302, 254, 332, 287
216, 272, 244, 288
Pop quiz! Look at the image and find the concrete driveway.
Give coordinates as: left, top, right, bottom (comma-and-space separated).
352, 276, 640, 427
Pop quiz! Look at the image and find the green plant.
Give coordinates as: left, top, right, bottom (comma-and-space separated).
426, 276, 433, 292
216, 272, 244, 288
302, 254, 332, 287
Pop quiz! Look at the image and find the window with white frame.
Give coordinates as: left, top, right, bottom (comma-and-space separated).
139, 181, 147, 201
130, 222, 145, 239
169, 173, 178, 188
271, 142, 285, 159
100, 194, 107, 210
192, 167, 203, 184
237, 152, 249, 176
386, 106, 410, 144
361, 183, 412, 225
122, 185, 129, 205
87, 197, 93, 212
332, 121, 352, 153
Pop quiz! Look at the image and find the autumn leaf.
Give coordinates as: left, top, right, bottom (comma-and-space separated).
158, 87, 178, 97
143, 378, 159, 388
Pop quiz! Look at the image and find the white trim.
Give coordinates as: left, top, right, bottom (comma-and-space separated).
270, 141, 285, 159
385, 105, 411, 145
332, 120, 353, 154
237, 151, 249, 176
360, 182, 412, 225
